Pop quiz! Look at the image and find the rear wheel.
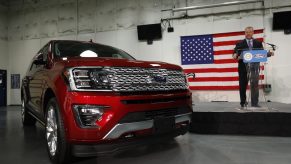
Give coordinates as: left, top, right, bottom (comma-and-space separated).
21, 99, 36, 126
45, 98, 72, 164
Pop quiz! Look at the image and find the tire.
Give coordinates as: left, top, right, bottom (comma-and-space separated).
21, 99, 36, 126
45, 97, 72, 164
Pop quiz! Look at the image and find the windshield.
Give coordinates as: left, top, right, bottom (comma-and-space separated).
54, 41, 135, 60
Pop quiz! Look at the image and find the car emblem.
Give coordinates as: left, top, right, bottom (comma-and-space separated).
151, 74, 167, 83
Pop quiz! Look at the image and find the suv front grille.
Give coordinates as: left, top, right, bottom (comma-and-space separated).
145, 108, 178, 119
103, 67, 188, 92
121, 95, 191, 104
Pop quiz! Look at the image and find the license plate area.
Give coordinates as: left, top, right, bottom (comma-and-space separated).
154, 116, 175, 134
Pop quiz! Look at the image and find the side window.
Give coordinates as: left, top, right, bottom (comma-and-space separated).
42, 44, 49, 62
29, 54, 43, 71
112, 54, 123, 59
29, 62, 39, 72
29, 44, 49, 72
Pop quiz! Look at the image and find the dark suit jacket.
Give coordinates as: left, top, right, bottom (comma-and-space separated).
233, 39, 264, 62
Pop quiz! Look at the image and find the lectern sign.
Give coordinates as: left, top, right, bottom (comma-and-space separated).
243, 50, 268, 63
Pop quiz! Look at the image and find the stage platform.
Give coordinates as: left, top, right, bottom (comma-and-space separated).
190, 102, 291, 136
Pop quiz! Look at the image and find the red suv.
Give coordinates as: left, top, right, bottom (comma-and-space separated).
21, 40, 192, 164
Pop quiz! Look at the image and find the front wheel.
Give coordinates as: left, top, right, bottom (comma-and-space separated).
45, 98, 72, 164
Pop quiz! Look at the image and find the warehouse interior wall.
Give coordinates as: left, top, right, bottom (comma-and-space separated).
0, 4, 8, 70
2, 0, 291, 105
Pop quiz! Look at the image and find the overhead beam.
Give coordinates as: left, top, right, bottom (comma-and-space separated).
161, 0, 264, 12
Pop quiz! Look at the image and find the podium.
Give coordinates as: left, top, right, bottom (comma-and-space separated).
241, 50, 269, 110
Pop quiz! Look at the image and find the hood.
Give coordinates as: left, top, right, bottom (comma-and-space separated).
55, 57, 182, 70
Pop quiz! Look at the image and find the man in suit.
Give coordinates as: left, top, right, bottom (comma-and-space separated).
233, 26, 273, 108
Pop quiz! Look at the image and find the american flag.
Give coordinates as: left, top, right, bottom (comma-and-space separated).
181, 29, 265, 90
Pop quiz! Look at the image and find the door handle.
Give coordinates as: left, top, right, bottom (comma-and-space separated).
27, 76, 33, 80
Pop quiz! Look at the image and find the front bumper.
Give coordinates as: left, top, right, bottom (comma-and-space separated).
72, 122, 190, 157
59, 90, 193, 143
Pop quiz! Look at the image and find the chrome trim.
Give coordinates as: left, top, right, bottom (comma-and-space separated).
175, 113, 192, 124
103, 113, 191, 140
103, 120, 154, 140
27, 111, 45, 126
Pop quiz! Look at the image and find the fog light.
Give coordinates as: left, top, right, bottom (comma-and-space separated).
124, 133, 135, 139
73, 105, 108, 128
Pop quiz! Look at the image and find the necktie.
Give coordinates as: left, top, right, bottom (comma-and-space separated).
248, 40, 253, 49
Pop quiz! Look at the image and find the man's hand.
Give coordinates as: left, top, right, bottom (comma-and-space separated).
267, 50, 274, 57
233, 53, 238, 60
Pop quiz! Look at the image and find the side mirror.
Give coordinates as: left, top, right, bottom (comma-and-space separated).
187, 73, 196, 79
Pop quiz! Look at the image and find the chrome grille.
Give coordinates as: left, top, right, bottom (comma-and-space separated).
103, 67, 188, 92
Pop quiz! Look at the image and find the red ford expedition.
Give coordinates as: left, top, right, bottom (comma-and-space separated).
21, 40, 193, 164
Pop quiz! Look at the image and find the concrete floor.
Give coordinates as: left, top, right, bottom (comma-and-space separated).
1, 106, 291, 164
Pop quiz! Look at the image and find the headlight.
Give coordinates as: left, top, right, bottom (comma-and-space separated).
73, 105, 108, 128
64, 67, 112, 91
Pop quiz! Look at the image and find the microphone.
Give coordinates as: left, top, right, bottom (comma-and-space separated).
264, 42, 277, 51
265, 42, 276, 47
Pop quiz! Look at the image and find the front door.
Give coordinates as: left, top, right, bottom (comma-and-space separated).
0, 70, 7, 107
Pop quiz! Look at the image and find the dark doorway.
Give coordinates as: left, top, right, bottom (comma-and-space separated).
0, 69, 7, 107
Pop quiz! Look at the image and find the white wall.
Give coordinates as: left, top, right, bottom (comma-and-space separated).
0, 39, 8, 69
5, 0, 291, 104
0, 5, 7, 70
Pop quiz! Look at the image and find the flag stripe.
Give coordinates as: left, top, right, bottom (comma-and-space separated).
191, 72, 263, 78
214, 54, 234, 60
182, 63, 237, 69
184, 67, 238, 73
184, 66, 264, 73
194, 72, 239, 77
214, 46, 234, 51
189, 81, 239, 86
214, 50, 234, 55
213, 40, 240, 46
213, 38, 264, 47
189, 75, 264, 82
192, 76, 239, 82
189, 85, 264, 90
214, 59, 237, 64
213, 34, 264, 42
212, 29, 264, 38
190, 86, 240, 90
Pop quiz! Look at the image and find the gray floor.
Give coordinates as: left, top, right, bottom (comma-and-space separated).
1, 105, 291, 164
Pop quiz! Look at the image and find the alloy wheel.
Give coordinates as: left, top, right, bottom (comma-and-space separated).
21, 100, 25, 122
46, 105, 58, 156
